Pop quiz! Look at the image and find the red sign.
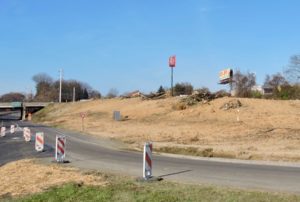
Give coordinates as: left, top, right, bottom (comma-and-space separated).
80, 112, 86, 118
169, 55, 176, 67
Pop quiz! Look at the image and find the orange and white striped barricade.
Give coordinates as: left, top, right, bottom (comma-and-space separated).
55, 135, 66, 162
0, 127, 5, 137
23, 127, 31, 142
143, 142, 153, 179
10, 125, 15, 134
35, 132, 44, 152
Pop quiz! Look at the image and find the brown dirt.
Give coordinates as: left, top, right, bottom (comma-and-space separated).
0, 159, 106, 197
34, 97, 300, 162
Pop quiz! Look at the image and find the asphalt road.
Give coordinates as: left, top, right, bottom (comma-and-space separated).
1, 119, 300, 194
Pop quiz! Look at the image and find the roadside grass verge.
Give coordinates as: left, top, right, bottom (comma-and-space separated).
155, 146, 236, 159
3, 176, 300, 202
32, 104, 55, 122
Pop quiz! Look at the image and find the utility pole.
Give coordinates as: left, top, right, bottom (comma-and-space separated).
73, 87, 76, 102
59, 68, 63, 103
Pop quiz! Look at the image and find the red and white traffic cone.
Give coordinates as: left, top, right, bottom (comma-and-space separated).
55, 135, 66, 162
35, 132, 44, 152
143, 142, 153, 179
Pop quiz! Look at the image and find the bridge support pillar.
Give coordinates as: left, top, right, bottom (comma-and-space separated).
22, 106, 26, 120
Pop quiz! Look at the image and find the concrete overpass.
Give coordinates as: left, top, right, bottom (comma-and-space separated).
0, 102, 51, 120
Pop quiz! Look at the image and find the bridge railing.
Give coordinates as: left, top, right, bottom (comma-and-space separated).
0, 102, 51, 108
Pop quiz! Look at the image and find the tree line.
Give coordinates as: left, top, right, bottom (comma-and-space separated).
32, 73, 101, 102
0, 73, 101, 102
1, 54, 299, 102
233, 54, 300, 99
156, 54, 300, 99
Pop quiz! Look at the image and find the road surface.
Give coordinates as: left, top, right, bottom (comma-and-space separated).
1, 119, 300, 194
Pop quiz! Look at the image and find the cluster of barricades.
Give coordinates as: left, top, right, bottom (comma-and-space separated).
1, 123, 153, 179
0, 124, 67, 163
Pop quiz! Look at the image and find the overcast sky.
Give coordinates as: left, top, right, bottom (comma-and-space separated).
0, 0, 299, 95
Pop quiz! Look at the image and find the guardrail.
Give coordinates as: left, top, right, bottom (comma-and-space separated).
0, 102, 51, 108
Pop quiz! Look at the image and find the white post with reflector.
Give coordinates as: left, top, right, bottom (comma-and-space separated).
143, 142, 153, 179
23, 127, 31, 142
35, 132, 44, 152
10, 125, 15, 134
55, 135, 66, 162
0, 127, 5, 137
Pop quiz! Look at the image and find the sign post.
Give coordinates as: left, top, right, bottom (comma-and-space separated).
169, 55, 176, 96
80, 112, 86, 131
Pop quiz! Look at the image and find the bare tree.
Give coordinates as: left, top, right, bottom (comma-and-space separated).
32, 73, 53, 84
106, 88, 119, 98
233, 70, 256, 97
264, 73, 288, 89
32, 73, 56, 102
89, 90, 101, 99
0, 92, 26, 102
285, 55, 300, 83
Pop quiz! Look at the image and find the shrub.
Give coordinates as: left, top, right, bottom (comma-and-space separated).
275, 84, 300, 100
251, 90, 263, 98
172, 102, 187, 110
195, 87, 211, 95
106, 88, 118, 98
214, 89, 230, 98
173, 82, 193, 96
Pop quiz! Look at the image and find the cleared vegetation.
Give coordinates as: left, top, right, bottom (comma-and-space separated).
33, 97, 300, 162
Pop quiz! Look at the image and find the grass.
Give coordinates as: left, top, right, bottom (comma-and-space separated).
88, 111, 109, 120
2, 176, 300, 202
172, 102, 187, 110
32, 104, 55, 122
155, 146, 236, 159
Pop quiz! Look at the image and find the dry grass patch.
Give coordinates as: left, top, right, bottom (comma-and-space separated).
33, 97, 300, 162
0, 159, 107, 197
155, 146, 236, 158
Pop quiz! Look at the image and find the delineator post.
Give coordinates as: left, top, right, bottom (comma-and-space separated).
143, 142, 153, 179
55, 135, 66, 162
35, 132, 44, 152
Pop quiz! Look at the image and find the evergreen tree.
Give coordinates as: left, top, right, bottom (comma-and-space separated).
83, 88, 89, 99
157, 85, 165, 94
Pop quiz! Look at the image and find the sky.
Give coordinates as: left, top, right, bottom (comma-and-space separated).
0, 0, 300, 95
